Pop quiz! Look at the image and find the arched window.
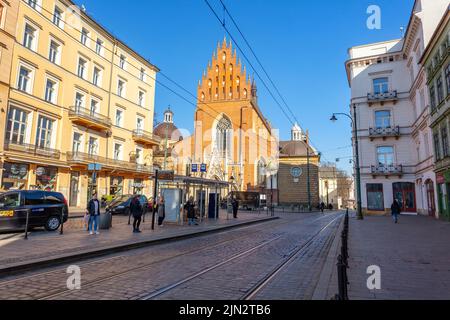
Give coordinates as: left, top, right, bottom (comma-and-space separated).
243, 89, 248, 98
222, 52, 226, 62
229, 64, 233, 72
201, 92, 205, 101
216, 116, 232, 158
257, 160, 266, 186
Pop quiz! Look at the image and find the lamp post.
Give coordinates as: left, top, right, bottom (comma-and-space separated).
331, 104, 363, 220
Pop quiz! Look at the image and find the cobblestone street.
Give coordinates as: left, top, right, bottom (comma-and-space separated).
0, 212, 343, 300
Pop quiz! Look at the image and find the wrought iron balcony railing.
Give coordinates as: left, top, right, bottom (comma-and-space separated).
132, 129, 161, 145
4, 140, 61, 159
367, 91, 398, 103
67, 152, 153, 173
369, 126, 400, 139
68, 106, 112, 130
371, 164, 403, 176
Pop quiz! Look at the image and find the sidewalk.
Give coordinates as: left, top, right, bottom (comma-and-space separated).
0, 211, 277, 276
347, 214, 450, 300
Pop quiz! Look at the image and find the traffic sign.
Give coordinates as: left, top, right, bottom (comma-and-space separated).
88, 163, 102, 171
200, 163, 207, 173
192, 164, 198, 173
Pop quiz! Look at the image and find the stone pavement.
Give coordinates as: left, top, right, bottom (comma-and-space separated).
0, 210, 276, 274
347, 213, 450, 300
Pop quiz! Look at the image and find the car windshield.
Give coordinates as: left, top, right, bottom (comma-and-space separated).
0, 193, 20, 209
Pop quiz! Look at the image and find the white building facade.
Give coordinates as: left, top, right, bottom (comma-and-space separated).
346, 0, 449, 217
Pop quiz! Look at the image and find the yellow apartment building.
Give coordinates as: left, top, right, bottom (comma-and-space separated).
0, 0, 19, 165
0, 0, 160, 209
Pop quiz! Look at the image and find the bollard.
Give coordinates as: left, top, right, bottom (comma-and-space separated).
336, 255, 346, 300
24, 209, 30, 240
60, 208, 64, 235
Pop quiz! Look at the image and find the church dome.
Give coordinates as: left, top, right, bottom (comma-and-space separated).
279, 140, 316, 157
154, 107, 183, 141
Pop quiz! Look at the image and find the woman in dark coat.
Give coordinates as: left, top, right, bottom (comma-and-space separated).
391, 199, 401, 224
184, 196, 197, 226
157, 196, 166, 227
130, 195, 143, 233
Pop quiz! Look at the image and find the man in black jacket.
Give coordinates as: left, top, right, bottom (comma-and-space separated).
130, 195, 143, 233
86, 193, 101, 235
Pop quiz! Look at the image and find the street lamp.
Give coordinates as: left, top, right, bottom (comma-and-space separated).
330, 104, 363, 220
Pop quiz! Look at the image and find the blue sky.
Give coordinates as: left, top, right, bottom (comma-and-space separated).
74, 0, 413, 173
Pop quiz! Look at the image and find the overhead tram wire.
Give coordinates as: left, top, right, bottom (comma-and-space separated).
218, 0, 299, 126
205, 0, 326, 157
30, 1, 275, 156
203, 0, 296, 127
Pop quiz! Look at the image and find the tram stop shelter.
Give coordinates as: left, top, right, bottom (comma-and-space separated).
150, 174, 230, 224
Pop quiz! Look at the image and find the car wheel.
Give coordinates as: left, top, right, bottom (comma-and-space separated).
45, 216, 61, 232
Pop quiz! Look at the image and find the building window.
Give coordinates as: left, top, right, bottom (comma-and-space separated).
88, 137, 98, 156
377, 146, 394, 167
35, 116, 54, 149
6, 107, 28, 144
136, 117, 144, 131
117, 79, 125, 97
375, 110, 391, 128
119, 54, 126, 69
140, 68, 145, 81
90, 99, 99, 115
442, 126, 449, 158
135, 148, 143, 164
373, 77, 389, 94
18, 66, 32, 93
216, 116, 232, 158
72, 132, 82, 153
96, 38, 103, 56
138, 91, 145, 107
44, 79, 57, 104
81, 28, 89, 45
114, 143, 122, 161
437, 75, 444, 104
429, 85, 436, 110
115, 109, 123, 127
367, 184, 384, 211
434, 132, 441, 161
75, 92, 85, 111
0, 4, 4, 29
23, 24, 37, 51
93, 67, 102, 86
48, 40, 60, 64
445, 64, 450, 96
77, 58, 87, 79
27, 0, 38, 10
53, 6, 63, 28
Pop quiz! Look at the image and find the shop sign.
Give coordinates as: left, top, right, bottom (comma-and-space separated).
158, 170, 175, 181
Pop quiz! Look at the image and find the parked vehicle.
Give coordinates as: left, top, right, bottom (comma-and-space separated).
0, 190, 69, 232
106, 195, 149, 215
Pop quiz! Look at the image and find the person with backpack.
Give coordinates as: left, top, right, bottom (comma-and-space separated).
184, 196, 197, 226
391, 199, 401, 224
130, 195, 143, 233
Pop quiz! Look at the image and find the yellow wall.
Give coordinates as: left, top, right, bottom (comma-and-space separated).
0, 0, 158, 209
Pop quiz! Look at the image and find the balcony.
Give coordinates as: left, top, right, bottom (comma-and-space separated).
67, 152, 153, 174
4, 141, 61, 160
132, 129, 161, 146
371, 164, 403, 177
369, 126, 400, 141
68, 107, 112, 132
367, 91, 398, 105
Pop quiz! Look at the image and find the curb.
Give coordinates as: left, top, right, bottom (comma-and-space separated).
311, 213, 345, 300
0, 216, 279, 278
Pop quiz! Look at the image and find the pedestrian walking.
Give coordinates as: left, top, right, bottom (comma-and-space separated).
391, 199, 401, 224
86, 193, 101, 235
232, 197, 239, 219
184, 196, 197, 226
158, 196, 166, 227
130, 195, 143, 233
320, 202, 325, 213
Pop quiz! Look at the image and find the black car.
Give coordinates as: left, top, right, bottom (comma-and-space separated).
106, 195, 149, 215
0, 190, 69, 232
